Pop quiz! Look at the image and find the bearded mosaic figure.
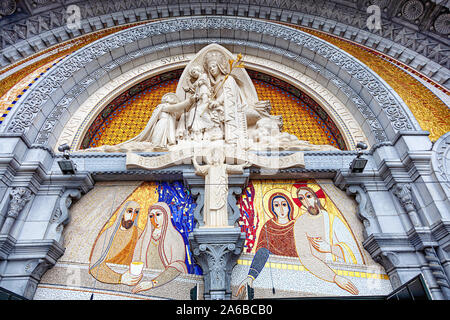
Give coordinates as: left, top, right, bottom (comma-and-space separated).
89, 201, 142, 284
84, 44, 337, 153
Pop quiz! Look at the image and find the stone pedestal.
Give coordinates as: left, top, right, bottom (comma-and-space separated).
189, 227, 245, 300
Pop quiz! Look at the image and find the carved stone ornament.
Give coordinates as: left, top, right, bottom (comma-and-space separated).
0, 187, 33, 235
393, 184, 422, 228
431, 132, 450, 196
346, 185, 380, 239
423, 247, 450, 298
47, 189, 82, 243
190, 228, 245, 299
7, 187, 33, 219
0, 0, 16, 16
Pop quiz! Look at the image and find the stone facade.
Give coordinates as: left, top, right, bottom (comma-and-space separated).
0, 8, 448, 300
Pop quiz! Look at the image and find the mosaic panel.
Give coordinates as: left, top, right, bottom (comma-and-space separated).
49, 178, 390, 299
85, 181, 200, 290
235, 179, 391, 298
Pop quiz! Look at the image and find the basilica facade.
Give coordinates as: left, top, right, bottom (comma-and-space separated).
0, 0, 449, 300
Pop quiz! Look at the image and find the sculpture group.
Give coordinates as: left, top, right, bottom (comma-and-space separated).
86, 44, 337, 153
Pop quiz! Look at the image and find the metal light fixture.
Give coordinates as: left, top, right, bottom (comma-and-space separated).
57, 144, 77, 175
350, 142, 368, 173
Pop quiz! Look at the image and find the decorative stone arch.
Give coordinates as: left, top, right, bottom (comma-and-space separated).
1, 16, 421, 152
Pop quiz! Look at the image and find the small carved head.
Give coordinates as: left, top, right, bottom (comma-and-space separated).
204, 50, 229, 77
161, 92, 179, 104
189, 66, 203, 80
206, 147, 225, 165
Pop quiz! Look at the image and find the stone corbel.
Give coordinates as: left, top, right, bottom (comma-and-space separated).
190, 187, 205, 227
346, 185, 380, 239
372, 251, 402, 289
393, 183, 422, 228
0, 187, 33, 236
47, 189, 82, 243
227, 186, 244, 226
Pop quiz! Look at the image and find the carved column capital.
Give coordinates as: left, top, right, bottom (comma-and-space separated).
189, 227, 245, 300
1, 187, 33, 236
394, 184, 414, 207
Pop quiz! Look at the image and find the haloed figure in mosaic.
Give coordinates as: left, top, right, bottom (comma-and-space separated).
293, 183, 361, 295
120, 202, 187, 293
89, 201, 143, 284
236, 191, 297, 298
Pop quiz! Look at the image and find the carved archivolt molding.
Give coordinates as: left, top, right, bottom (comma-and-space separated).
4, 17, 418, 146
55, 54, 369, 152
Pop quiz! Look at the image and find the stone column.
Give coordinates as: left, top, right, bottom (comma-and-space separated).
190, 228, 245, 300
184, 168, 248, 299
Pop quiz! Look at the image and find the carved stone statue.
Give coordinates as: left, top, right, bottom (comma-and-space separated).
82, 44, 337, 153
193, 148, 249, 227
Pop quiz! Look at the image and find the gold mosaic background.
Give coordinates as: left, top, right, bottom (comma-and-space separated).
86, 79, 340, 149
0, 19, 448, 141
